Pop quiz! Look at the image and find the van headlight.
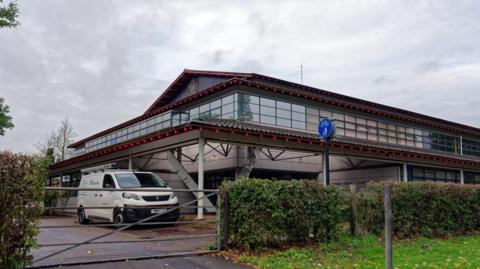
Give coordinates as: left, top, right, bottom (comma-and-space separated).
170, 193, 177, 200
122, 192, 141, 200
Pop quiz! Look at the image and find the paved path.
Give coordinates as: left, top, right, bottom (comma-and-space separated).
31, 216, 250, 269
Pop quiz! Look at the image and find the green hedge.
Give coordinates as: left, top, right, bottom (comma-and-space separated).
358, 182, 480, 238
220, 179, 345, 250
0, 152, 44, 269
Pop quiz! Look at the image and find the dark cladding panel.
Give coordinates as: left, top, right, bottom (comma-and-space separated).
170, 76, 229, 103
198, 76, 229, 91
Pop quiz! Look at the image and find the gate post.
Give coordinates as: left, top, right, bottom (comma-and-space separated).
198, 137, 205, 219
222, 191, 230, 250
384, 184, 393, 269
350, 184, 358, 236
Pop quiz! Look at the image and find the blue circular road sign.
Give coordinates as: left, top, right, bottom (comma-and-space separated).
318, 118, 334, 140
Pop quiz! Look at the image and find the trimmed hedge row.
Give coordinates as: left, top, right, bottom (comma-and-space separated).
220, 179, 345, 250
358, 182, 480, 238
0, 152, 44, 269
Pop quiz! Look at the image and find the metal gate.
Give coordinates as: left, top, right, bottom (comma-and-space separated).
30, 187, 221, 268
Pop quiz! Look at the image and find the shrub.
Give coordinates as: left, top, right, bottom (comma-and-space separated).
0, 152, 44, 269
358, 182, 480, 238
220, 178, 345, 250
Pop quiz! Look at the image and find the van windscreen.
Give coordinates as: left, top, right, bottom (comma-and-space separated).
115, 173, 167, 188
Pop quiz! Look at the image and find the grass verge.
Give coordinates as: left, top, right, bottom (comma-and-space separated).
236, 233, 480, 269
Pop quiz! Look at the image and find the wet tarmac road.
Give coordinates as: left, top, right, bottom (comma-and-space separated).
31, 216, 249, 269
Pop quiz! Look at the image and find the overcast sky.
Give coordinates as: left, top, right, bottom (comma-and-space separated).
1, 0, 479, 153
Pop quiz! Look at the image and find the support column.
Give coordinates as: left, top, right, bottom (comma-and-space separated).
128, 156, 133, 170
460, 169, 464, 184
176, 147, 182, 163
402, 162, 408, 182
197, 137, 205, 219
397, 166, 402, 182
460, 136, 463, 155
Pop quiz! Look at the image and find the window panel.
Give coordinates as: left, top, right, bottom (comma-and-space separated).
292, 104, 305, 113
307, 122, 317, 132
260, 106, 275, 116
211, 99, 221, 109
222, 95, 234, 104
276, 101, 290, 110
277, 109, 291, 119
199, 104, 210, 113
260, 97, 275, 107
306, 107, 319, 117
292, 120, 306, 129
260, 115, 275, 125
292, 112, 305, 122
277, 118, 291, 127
320, 110, 332, 119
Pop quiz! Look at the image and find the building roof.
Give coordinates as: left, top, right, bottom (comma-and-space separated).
68, 69, 480, 149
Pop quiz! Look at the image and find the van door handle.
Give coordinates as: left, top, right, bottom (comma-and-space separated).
99, 194, 103, 197
94, 194, 98, 197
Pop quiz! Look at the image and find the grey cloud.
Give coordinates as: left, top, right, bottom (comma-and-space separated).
0, 0, 480, 153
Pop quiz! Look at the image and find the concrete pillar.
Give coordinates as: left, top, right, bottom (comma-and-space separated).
128, 156, 133, 170
460, 169, 464, 184
460, 136, 463, 155
197, 137, 205, 219
398, 166, 402, 182
402, 162, 408, 182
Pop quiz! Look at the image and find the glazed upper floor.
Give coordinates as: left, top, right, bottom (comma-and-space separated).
69, 70, 480, 159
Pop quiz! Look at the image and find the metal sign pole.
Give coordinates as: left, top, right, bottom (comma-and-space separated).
318, 118, 334, 186
323, 142, 330, 186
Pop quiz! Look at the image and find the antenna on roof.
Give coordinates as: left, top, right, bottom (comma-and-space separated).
300, 65, 303, 84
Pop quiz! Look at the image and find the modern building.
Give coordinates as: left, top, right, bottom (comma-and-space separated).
48, 69, 480, 211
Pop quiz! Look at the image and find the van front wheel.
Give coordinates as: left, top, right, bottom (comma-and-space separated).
113, 209, 125, 224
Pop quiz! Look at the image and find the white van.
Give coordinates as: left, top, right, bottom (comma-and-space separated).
77, 168, 179, 224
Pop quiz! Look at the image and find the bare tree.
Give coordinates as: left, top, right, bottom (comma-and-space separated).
36, 118, 76, 161
35, 131, 56, 157
55, 118, 76, 161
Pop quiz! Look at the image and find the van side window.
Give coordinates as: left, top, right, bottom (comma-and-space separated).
102, 174, 116, 188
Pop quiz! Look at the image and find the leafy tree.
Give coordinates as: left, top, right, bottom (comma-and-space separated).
0, 98, 14, 136
0, 0, 19, 28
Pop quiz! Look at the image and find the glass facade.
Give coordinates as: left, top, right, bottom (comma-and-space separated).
463, 139, 480, 157
409, 166, 459, 183
73, 90, 480, 162
74, 110, 189, 155
235, 92, 465, 155
189, 93, 237, 120
465, 171, 480, 185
